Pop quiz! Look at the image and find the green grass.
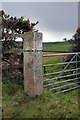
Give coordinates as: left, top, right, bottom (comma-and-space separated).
2, 78, 80, 119
43, 42, 73, 52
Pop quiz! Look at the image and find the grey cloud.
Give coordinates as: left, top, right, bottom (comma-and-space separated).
2, 2, 78, 33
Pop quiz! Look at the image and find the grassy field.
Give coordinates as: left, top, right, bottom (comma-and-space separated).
43, 42, 73, 52
2, 42, 80, 119
3, 41, 73, 52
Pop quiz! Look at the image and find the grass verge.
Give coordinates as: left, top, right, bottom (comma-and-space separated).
2, 78, 80, 119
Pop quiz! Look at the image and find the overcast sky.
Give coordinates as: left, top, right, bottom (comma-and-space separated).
1, 2, 78, 42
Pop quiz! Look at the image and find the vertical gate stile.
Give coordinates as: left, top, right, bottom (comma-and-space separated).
44, 66, 46, 74
76, 53, 78, 78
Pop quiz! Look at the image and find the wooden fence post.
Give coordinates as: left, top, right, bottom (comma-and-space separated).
23, 32, 43, 96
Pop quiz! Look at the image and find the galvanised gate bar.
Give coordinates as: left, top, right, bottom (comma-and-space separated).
43, 52, 80, 94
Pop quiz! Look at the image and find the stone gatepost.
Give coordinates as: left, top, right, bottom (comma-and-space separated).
23, 32, 43, 96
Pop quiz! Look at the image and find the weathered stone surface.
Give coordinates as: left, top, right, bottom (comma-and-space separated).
23, 32, 42, 51
23, 32, 43, 96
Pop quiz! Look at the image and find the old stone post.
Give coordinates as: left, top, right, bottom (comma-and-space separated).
23, 32, 43, 96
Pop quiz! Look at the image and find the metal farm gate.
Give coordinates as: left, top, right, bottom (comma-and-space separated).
43, 52, 80, 94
